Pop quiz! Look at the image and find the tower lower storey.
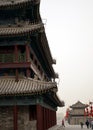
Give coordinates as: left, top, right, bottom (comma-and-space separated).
0, 105, 56, 130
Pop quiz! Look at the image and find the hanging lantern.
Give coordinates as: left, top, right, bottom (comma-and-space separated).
86, 107, 89, 116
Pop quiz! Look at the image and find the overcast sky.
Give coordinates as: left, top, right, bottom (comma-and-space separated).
40, 0, 93, 115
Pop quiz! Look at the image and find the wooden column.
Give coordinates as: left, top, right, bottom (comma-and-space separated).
26, 68, 31, 77
51, 110, 56, 126
14, 45, 18, 62
48, 109, 49, 128
36, 105, 43, 130
26, 44, 30, 62
45, 109, 47, 129
43, 108, 45, 130
54, 111, 57, 125
15, 69, 19, 82
13, 106, 18, 130
51, 111, 53, 126
46, 108, 48, 129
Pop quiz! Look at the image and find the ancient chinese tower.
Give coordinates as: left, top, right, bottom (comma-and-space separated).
69, 101, 88, 125
0, 0, 64, 130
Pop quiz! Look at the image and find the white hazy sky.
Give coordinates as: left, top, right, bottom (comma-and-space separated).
40, 0, 93, 115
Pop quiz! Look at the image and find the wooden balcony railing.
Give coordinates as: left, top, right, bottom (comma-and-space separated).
0, 53, 26, 63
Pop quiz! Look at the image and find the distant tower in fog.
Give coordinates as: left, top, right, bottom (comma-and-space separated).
69, 101, 88, 125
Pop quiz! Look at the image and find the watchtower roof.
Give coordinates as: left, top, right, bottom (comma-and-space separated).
70, 101, 88, 109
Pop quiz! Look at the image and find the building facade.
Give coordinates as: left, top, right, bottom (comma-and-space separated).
0, 0, 64, 130
68, 101, 88, 125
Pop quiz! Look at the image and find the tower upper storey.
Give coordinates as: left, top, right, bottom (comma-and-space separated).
0, 0, 41, 25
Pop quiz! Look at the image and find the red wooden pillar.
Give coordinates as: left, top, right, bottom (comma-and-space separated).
13, 105, 18, 130
53, 111, 55, 125
46, 109, 48, 129
53, 111, 54, 125
14, 45, 19, 81
26, 68, 31, 77
55, 111, 57, 125
36, 105, 43, 130
48, 109, 49, 128
49, 109, 50, 128
47, 109, 49, 128
48, 109, 50, 127
43, 108, 45, 130
26, 44, 30, 62
45, 108, 47, 130
51, 110, 52, 126
15, 69, 19, 82
52, 111, 53, 126
45, 108, 47, 129
14, 45, 18, 62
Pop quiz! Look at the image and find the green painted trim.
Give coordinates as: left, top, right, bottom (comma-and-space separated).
0, 96, 36, 106
0, 41, 26, 46
0, 95, 57, 111
36, 95, 57, 111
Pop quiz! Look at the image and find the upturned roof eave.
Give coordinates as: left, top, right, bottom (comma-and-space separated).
40, 31, 56, 78
70, 101, 89, 108
0, 23, 44, 37
0, 76, 57, 96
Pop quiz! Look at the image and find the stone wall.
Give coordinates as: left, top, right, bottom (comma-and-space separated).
72, 109, 85, 115
0, 106, 13, 130
24, 120, 37, 130
69, 116, 86, 125
18, 106, 36, 130
0, 106, 37, 130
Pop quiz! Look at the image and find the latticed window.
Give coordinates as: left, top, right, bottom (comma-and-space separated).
0, 53, 26, 63
18, 53, 26, 62
0, 54, 14, 63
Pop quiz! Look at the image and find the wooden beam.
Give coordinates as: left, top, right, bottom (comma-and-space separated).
0, 62, 31, 68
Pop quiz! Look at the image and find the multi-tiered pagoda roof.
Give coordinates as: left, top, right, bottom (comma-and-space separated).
0, 0, 64, 129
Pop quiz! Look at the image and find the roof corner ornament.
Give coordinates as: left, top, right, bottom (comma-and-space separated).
55, 73, 59, 78
53, 59, 56, 64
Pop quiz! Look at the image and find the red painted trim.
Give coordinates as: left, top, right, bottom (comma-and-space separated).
0, 62, 31, 68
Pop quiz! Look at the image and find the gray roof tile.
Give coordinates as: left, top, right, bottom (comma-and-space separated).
0, 23, 43, 36
0, 76, 57, 96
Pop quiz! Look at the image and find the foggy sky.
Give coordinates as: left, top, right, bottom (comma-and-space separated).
40, 0, 93, 115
